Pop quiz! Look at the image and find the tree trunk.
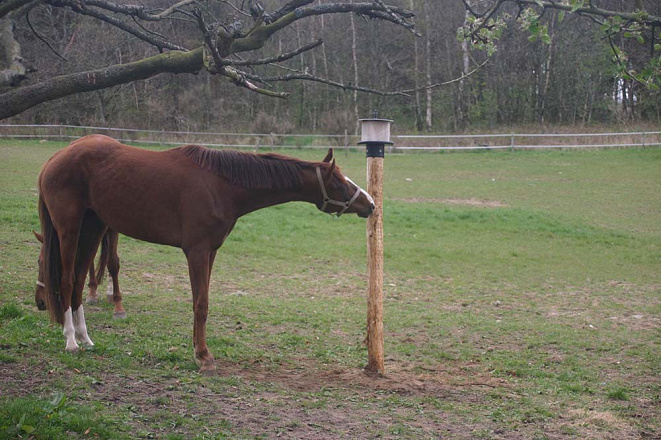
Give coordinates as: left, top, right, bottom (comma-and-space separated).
0, 18, 30, 87
96, 90, 107, 124
458, 10, 471, 128
424, 0, 432, 132
350, 0, 359, 132
318, 2, 330, 114
410, 0, 423, 131
538, 14, 556, 124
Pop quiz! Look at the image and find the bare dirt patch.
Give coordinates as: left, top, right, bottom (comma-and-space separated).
0, 354, 511, 439
214, 358, 506, 397
391, 197, 509, 208
3, 350, 659, 439
541, 408, 644, 440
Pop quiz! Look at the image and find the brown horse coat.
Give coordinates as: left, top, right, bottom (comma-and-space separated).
37, 135, 373, 373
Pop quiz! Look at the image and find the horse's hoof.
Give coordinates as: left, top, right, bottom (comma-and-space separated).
199, 364, 217, 376
66, 346, 80, 353
86, 297, 98, 305
113, 311, 127, 320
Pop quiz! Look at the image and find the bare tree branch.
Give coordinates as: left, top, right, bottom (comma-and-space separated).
229, 2, 415, 54
63, 0, 195, 21
45, 0, 187, 51
401, 58, 489, 93
269, 0, 315, 23
243, 71, 411, 97
222, 38, 323, 66
0, 47, 204, 120
1, 0, 418, 120
466, 0, 660, 27
25, 4, 68, 61
515, 0, 661, 26
239, 50, 489, 99
373, 0, 420, 37
0, 0, 36, 19
221, 66, 290, 98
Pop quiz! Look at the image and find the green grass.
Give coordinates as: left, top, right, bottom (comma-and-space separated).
0, 139, 659, 439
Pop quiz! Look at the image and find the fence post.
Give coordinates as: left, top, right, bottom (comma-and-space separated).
358, 116, 393, 376
344, 129, 349, 158
510, 133, 515, 152
270, 132, 275, 150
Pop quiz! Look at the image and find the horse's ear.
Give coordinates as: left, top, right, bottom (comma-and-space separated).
33, 230, 43, 243
322, 148, 334, 163
325, 158, 336, 177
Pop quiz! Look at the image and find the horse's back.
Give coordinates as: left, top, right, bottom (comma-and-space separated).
70, 134, 121, 148
39, 135, 215, 247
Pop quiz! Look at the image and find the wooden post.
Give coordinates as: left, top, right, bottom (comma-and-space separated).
359, 117, 392, 376
366, 154, 384, 374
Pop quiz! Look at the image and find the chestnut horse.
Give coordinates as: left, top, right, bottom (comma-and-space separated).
36, 135, 374, 374
35, 229, 126, 318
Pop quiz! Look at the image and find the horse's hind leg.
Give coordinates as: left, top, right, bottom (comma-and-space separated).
86, 261, 99, 305
185, 248, 216, 375
56, 226, 83, 352
106, 230, 126, 319
70, 211, 107, 348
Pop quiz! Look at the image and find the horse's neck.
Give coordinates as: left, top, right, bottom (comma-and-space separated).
234, 186, 317, 217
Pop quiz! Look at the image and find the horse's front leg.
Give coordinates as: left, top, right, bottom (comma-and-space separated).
185, 248, 216, 375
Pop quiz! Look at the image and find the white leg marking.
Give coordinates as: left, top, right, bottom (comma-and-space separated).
63, 307, 79, 352
106, 281, 113, 298
73, 305, 94, 347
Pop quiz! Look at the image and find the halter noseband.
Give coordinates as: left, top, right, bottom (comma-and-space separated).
316, 167, 362, 217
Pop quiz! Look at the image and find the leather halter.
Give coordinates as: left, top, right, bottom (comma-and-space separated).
316, 167, 362, 217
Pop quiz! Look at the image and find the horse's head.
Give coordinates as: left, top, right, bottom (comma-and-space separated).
33, 231, 47, 311
315, 148, 375, 218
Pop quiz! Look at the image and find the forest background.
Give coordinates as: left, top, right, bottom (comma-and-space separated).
3, 0, 661, 135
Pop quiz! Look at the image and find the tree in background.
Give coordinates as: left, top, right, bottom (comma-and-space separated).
459, 0, 661, 123
1, 0, 659, 131
0, 0, 417, 122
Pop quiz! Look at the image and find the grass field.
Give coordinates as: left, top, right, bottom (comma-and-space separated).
0, 139, 659, 439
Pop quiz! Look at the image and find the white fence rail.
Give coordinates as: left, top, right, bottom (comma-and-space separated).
1, 124, 660, 151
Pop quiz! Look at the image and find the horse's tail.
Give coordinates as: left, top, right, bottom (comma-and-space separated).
39, 195, 65, 325
95, 232, 109, 285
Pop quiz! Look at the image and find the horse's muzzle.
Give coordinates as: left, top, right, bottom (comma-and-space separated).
358, 203, 375, 218
36, 299, 47, 310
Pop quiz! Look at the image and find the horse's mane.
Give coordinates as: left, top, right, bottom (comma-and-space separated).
178, 145, 310, 190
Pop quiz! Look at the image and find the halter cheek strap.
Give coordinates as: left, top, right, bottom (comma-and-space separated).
36, 281, 45, 288
316, 167, 362, 217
